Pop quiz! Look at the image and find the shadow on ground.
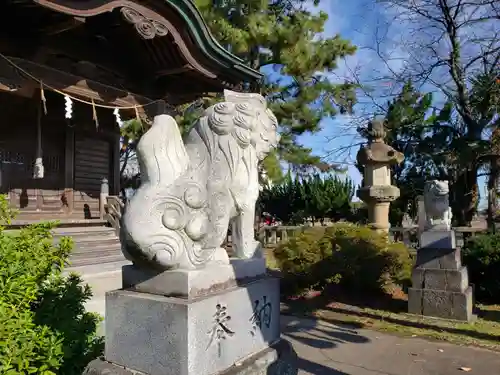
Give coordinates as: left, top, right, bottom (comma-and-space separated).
281, 315, 370, 374
282, 284, 407, 316
296, 357, 350, 375
325, 305, 500, 342
282, 315, 370, 349
281, 284, 500, 344
477, 307, 500, 323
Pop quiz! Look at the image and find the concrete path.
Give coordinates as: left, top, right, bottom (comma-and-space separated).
281, 315, 500, 375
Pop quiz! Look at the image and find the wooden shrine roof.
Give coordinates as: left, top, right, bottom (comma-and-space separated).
0, 0, 262, 105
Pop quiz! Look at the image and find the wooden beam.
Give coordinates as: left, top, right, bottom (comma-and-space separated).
155, 65, 193, 77
42, 17, 86, 36
0, 56, 153, 108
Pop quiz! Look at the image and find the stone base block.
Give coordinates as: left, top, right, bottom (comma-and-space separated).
415, 247, 462, 269
419, 230, 455, 249
411, 266, 468, 292
122, 258, 267, 298
84, 339, 298, 375
408, 286, 474, 322
104, 276, 281, 375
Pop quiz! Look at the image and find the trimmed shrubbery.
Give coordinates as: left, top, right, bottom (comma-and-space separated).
0, 196, 103, 374
463, 232, 500, 304
274, 223, 412, 295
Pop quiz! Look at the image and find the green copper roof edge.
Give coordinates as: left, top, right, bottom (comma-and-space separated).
166, 0, 262, 81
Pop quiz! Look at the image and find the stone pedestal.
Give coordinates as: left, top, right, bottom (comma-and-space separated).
408, 230, 475, 322
122, 258, 268, 299
357, 185, 400, 232
84, 260, 298, 375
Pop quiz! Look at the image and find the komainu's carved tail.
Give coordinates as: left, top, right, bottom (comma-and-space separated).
120, 115, 190, 269
136, 114, 189, 186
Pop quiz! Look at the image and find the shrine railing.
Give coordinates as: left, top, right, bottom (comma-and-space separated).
104, 195, 124, 236
101, 200, 489, 251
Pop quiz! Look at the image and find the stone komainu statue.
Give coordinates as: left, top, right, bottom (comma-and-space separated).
121, 90, 279, 271
423, 180, 452, 230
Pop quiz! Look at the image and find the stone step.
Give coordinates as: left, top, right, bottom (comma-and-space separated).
8, 218, 108, 228
52, 225, 115, 234
70, 246, 122, 259
15, 215, 102, 222
70, 244, 121, 258
56, 233, 118, 245
49, 224, 123, 268
66, 259, 130, 277
68, 253, 126, 268
65, 227, 115, 234
68, 259, 129, 316
55, 234, 117, 243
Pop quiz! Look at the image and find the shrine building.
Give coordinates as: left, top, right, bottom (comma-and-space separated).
0, 0, 261, 227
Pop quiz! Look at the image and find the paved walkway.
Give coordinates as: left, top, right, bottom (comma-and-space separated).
87, 292, 500, 375
281, 315, 500, 375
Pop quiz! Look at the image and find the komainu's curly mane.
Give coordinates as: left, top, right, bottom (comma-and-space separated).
423, 180, 452, 230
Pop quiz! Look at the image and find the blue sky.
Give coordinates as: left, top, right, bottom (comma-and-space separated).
297, 0, 402, 190
287, 0, 497, 206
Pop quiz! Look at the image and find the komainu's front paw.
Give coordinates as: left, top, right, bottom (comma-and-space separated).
234, 240, 263, 259
251, 240, 264, 258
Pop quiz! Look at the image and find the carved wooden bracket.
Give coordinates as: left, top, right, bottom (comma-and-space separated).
1, 56, 151, 107
33, 0, 216, 78
0, 59, 25, 92
120, 7, 169, 40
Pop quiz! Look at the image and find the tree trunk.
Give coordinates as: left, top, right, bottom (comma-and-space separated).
453, 166, 479, 226
487, 159, 500, 232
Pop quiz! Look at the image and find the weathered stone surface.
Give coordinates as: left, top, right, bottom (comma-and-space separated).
422, 288, 453, 318
419, 230, 456, 249
105, 277, 280, 375
122, 258, 267, 298
446, 267, 469, 292
415, 247, 462, 270
410, 225, 474, 321
121, 90, 279, 271
411, 267, 468, 292
84, 339, 297, 375
356, 119, 404, 166
408, 286, 474, 322
355, 118, 404, 233
452, 286, 475, 322
356, 185, 400, 203
407, 288, 423, 315
422, 180, 452, 230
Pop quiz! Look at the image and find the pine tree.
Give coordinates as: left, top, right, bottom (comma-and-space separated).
194, 0, 357, 178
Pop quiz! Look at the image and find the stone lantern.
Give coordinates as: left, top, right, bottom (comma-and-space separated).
356, 118, 404, 232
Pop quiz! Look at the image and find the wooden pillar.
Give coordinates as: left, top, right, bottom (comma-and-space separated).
64, 126, 75, 213
112, 134, 120, 196
100, 177, 109, 219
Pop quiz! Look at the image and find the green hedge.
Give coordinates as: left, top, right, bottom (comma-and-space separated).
0, 196, 103, 374
274, 223, 412, 295
463, 232, 500, 303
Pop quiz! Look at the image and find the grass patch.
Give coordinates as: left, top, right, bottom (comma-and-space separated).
281, 285, 500, 351
264, 244, 500, 350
